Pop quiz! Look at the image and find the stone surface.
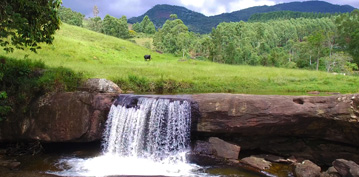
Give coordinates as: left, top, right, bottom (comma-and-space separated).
193, 140, 217, 156
192, 93, 359, 146
295, 160, 321, 177
333, 159, 359, 177
192, 138, 240, 160
208, 137, 241, 160
253, 154, 293, 163
0, 92, 117, 142
81, 78, 122, 93
240, 156, 272, 170
320, 167, 341, 177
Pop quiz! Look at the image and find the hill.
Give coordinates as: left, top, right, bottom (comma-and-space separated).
128, 1, 356, 33
2, 23, 359, 94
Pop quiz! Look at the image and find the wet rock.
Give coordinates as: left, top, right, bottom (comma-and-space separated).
240, 156, 272, 170
193, 140, 216, 156
253, 154, 293, 163
333, 159, 359, 177
320, 167, 341, 177
192, 138, 240, 160
0, 159, 21, 169
81, 78, 122, 93
295, 160, 321, 177
208, 137, 241, 160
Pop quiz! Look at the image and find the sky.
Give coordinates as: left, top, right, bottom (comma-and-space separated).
62, 0, 359, 18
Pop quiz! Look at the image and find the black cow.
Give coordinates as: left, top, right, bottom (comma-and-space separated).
144, 55, 151, 61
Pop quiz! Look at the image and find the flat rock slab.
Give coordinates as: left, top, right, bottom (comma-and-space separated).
192, 93, 359, 146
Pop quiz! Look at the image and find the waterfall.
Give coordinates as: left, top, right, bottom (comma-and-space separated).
103, 96, 192, 162
51, 95, 196, 176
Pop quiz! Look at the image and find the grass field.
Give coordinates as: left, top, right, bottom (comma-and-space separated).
2, 23, 359, 94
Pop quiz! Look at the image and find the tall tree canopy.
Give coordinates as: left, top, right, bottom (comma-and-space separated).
336, 9, 359, 65
0, 0, 62, 53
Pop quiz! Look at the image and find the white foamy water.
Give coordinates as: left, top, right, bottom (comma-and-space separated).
50, 97, 198, 176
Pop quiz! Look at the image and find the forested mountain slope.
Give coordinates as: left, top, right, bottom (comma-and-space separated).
128, 1, 356, 33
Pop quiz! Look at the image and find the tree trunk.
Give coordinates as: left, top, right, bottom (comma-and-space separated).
316, 50, 320, 71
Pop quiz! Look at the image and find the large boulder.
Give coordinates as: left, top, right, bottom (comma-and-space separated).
0, 92, 117, 142
192, 93, 359, 146
81, 78, 122, 93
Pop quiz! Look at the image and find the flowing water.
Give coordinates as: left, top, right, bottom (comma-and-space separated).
48, 96, 201, 176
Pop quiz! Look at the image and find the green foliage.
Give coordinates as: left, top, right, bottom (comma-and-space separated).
202, 18, 337, 68
85, 17, 103, 32
336, 9, 359, 65
0, 55, 83, 120
153, 18, 196, 56
249, 11, 334, 22
58, 6, 85, 27
132, 16, 156, 34
102, 15, 130, 39
0, 0, 62, 53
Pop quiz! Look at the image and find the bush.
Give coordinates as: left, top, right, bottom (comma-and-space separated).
0, 56, 83, 120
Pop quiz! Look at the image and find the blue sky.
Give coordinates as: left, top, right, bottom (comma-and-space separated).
62, 0, 359, 18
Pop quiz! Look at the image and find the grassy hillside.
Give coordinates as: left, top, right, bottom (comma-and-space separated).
2, 23, 359, 94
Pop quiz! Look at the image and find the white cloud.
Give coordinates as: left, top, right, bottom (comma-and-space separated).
179, 0, 277, 16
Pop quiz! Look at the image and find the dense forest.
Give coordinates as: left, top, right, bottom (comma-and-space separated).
248, 11, 335, 22
57, 6, 359, 75
128, 1, 355, 34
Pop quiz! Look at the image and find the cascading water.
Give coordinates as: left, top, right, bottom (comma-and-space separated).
50, 95, 198, 176
103, 96, 191, 162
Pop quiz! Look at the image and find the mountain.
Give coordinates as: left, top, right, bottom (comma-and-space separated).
128, 1, 356, 34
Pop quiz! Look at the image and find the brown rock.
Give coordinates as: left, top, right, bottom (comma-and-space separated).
320, 167, 341, 177
240, 156, 272, 170
193, 140, 216, 156
208, 137, 241, 160
253, 154, 292, 163
295, 160, 321, 177
192, 93, 359, 146
0, 159, 21, 169
0, 92, 117, 142
333, 159, 359, 177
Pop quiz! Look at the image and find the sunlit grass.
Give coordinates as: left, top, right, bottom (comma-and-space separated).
2, 23, 359, 94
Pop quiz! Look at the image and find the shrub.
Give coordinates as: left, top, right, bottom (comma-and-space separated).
0, 56, 83, 120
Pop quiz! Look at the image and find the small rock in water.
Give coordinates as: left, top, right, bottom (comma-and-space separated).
240, 156, 272, 170
295, 160, 321, 177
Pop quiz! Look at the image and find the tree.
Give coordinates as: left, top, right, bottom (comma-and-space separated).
308, 31, 326, 71
102, 15, 129, 39
170, 14, 178, 20
153, 18, 192, 56
118, 16, 130, 39
93, 5, 99, 17
86, 17, 102, 32
0, 0, 62, 53
58, 6, 84, 27
336, 9, 359, 66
